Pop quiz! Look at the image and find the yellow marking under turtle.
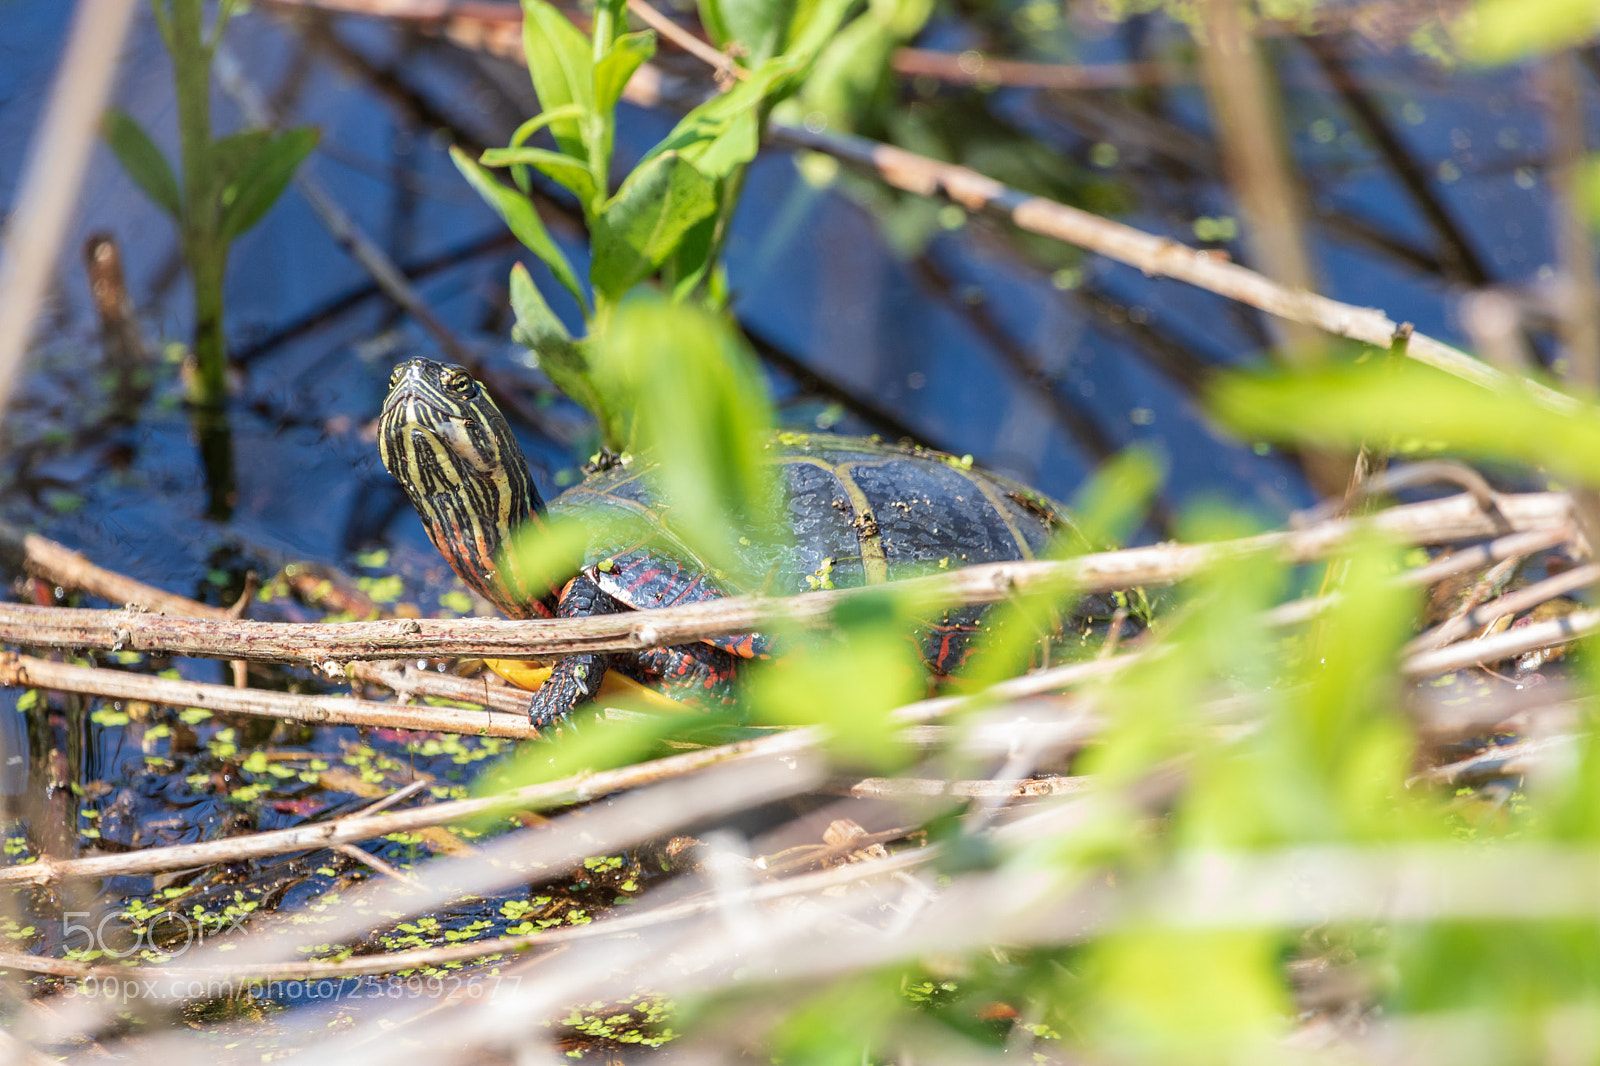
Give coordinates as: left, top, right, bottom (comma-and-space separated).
484, 659, 686, 712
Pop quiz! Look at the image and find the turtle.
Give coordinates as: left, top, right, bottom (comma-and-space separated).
378, 357, 1114, 726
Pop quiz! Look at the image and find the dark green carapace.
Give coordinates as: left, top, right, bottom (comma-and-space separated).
560, 434, 1075, 596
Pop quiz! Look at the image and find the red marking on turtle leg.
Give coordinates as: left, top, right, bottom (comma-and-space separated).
704, 631, 771, 659
667, 573, 702, 605
625, 567, 664, 594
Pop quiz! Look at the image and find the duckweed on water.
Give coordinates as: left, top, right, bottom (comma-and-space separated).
554, 996, 680, 1051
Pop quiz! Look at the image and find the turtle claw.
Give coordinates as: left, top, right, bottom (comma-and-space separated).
528, 651, 609, 726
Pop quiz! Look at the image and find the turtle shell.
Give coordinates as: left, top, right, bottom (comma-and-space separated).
546, 435, 1093, 671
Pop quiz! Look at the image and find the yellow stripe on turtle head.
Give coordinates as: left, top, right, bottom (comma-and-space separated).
377, 358, 548, 617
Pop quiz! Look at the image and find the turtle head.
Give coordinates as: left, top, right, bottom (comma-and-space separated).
379, 357, 550, 617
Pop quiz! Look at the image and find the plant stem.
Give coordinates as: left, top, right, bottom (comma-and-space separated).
163, 0, 236, 516
592, 0, 615, 64
690, 163, 746, 308
169, 0, 228, 410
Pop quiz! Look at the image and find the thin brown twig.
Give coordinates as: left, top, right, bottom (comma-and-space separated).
773, 121, 1575, 411
17, 606, 1577, 900
357, 660, 536, 715
1197, 0, 1322, 365
331, 842, 418, 883
1416, 733, 1581, 786
0, 653, 545, 739
0, 769, 1143, 993
1293, 460, 1508, 529
0, 519, 258, 688
0, 516, 536, 712
0, 521, 231, 621
0, 823, 939, 982
892, 50, 1176, 90
82, 233, 146, 371
624, 0, 742, 83
1265, 523, 1577, 629
1402, 525, 1575, 589
1401, 608, 1600, 679
847, 775, 1090, 798
0, 665, 1124, 891
0, 729, 820, 885
359, 777, 432, 816
0, 491, 1572, 665
1402, 563, 1600, 656
266, 0, 1170, 91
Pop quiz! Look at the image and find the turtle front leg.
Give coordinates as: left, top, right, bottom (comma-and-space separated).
529, 574, 624, 727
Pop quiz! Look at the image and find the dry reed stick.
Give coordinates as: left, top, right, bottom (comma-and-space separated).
0, 729, 818, 885
0, 520, 523, 705
1403, 563, 1600, 655
0, 491, 1572, 665
0, 653, 1130, 887
0, 520, 230, 619
0, 653, 542, 739
1401, 608, 1600, 679
1263, 525, 1578, 629
0, 820, 937, 981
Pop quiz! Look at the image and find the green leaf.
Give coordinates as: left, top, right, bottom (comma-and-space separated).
507, 104, 590, 150
520, 0, 595, 162
213, 129, 275, 184
219, 126, 319, 242
1460, 0, 1600, 63
102, 109, 182, 220
590, 298, 779, 581
1581, 154, 1600, 231
1208, 358, 1600, 486
1289, 535, 1417, 831
595, 31, 656, 115
1065, 444, 1166, 552
745, 630, 918, 768
509, 262, 573, 350
687, 103, 762, 180
800, 14, 895, 130
1086, 931, 1290, 1051
782, 0, 864, 68
695, 0, 735, 54
509, 263, 622, 442
696, 0, 858, 70
644, 58, 795, 178
479, 145, 599, 206
452, 147, 588, 311
697, 0, 792, 63
667, 213, 719, 301
590, 151, 717, 301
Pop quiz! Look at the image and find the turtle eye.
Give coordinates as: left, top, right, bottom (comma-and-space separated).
442, 368, 474, 394
388, 364, 406, 388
